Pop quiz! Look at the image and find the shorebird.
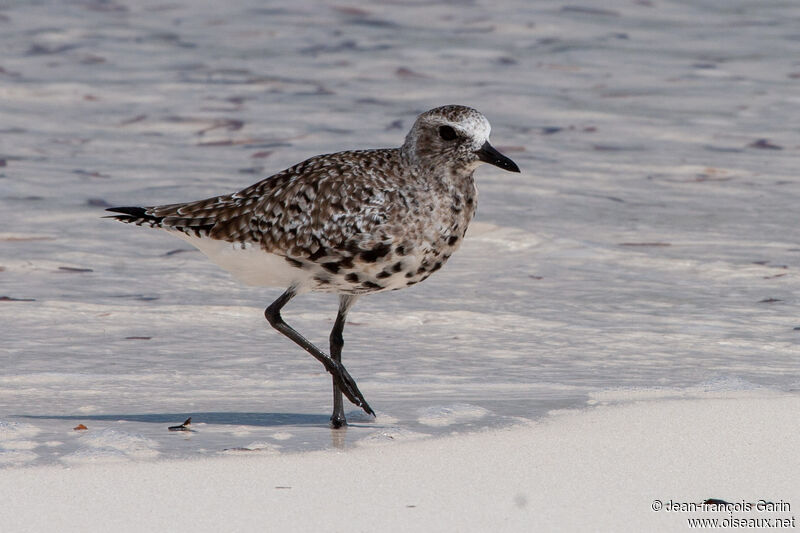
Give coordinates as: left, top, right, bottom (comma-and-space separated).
106, 105, 520, 427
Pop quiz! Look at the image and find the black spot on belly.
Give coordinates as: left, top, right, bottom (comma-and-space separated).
430, 261, 443, 273
314, 276, 330, 285
395, 245, 407, 256
360, 243, 391, 263
405, 271, 414, 279
392, 261, 404, 273
406, 280, 417, 286
447, 236, 459, 246
322, 261, 340, 273
345, 272, 360, 283
339, 256, 354, 269
376, 270, 392, 279
343, 240, 362, 255
307, 246, 328, 261
361, 281, 382, 290
285, 257, 303, 268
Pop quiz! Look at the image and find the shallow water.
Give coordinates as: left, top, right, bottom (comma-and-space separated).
1, 0, 798, 465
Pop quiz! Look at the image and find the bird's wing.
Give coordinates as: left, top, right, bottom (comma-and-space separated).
108, 149, 408, 261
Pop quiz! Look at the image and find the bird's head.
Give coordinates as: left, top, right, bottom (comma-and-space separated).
401, 105, 520, 175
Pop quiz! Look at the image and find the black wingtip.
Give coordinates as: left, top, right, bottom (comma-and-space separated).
103, 206, 162, 225
105, 206, 148, 217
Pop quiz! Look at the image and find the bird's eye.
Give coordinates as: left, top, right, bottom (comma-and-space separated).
438, 125, 457, 141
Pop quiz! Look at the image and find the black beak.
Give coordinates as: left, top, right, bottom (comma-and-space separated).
475, 141, 520, 173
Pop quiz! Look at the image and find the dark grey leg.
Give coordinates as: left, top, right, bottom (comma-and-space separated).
329, 295, 358, 428
264, 288, 374, 417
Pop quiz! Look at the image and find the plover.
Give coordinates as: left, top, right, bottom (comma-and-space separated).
106, 105, 520, 427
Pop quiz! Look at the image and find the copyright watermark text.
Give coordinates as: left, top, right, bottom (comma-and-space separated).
652, 499, 795, 529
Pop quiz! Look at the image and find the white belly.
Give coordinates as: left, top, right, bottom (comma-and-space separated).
171, 231, 310, 290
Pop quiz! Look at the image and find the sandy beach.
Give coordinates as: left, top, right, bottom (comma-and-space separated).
4, 393, 799, 532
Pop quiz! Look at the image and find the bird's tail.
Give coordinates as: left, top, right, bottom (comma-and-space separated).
104, 203, 219, 238
104, 206, 165, 228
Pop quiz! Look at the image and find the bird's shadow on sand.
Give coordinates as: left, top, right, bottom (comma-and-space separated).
19, 412, 334, 427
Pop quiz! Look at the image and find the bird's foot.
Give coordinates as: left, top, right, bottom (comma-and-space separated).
329, 361, 375, 417
330, 412, 347, 429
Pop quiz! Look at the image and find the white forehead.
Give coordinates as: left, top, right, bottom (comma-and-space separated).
454, 113, 491, 145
